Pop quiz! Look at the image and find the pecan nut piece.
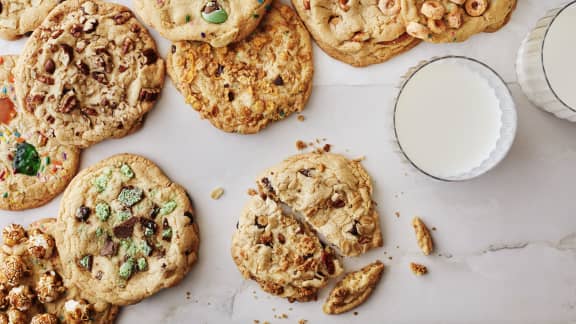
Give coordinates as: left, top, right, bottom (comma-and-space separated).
113, 11, 132, 25
412, 217, 433, 255
57, 91, 79, 113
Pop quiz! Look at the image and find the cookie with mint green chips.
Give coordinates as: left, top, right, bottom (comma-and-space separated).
55, 154, 199, 305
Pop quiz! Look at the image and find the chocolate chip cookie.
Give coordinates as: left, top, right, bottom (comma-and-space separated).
55, 154, 199, 305
0, 55, 80, 211
167, 3, 313, 134
291, 0, 421, 67
0, 0, 62, 40
401, 0, 517, 42
0, 220, 119, 323
232, 195, 343, 302
14, 0, 165, 148
257, 153, 383, 257
133, 0, 272, 47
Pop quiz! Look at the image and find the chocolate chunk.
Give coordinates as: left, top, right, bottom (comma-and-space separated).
184, 211, 195, 224
261, 178, 275, 195
95, 271, 103, 280
100, 237, 118, 256
298, 168, 314, 177
75, 206, 91, 222
142, 48, 158, 65
139, 88, 160, 102
140, 218, 157, 236
277, 233, 286, 244
227, 91, 235, 102
331, 198, 346, 209
23, 31, 33, 37
322, 252, 336, 275
215, 64, 224, 77
273, 75, 284, 86
0, 3, 2, 14
149, 205, 160, 219
113, 217, 138, 239
171, 45, 176, 53
83, 18, 98, 33
349, 221, 359, 237
44, 59, 56, 74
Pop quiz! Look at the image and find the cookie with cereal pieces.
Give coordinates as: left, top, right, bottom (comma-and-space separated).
14, 0, 165, 148
167, 3, 313, 134
401, 0, 517, 42
56, 154, 200, 305
0, 55, 80, 211
291, 0, 421, 67
133, 0, 272, 47
0, 220, 119, 323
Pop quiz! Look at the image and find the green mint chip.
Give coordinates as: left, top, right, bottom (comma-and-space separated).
137, 258, 147, 271
120, 164, 134, 178
160, 200, 177, 215
119, 258, 135, 280
95, 202, 111, 221
118, 187, 144, 207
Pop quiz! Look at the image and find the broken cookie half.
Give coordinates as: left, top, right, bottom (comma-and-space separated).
323, 261, 385, 314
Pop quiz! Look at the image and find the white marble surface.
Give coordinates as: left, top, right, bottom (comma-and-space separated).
1, 0, 576, 323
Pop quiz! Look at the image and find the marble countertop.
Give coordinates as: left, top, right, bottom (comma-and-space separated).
1, 1, 575, 323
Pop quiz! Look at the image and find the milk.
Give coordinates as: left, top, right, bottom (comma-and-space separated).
395, 60, 503, 179
543, 2, 576, 109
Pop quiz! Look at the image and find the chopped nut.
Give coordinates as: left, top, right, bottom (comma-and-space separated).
296, 140, 308, 150
211, 187, 225, 200
410, 262, 428, 276
412, 217, 434, 255
247, 188, 258, 196
297, 115, 305, 122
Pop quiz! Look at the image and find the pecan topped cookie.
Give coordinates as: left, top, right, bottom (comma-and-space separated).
401, 0, 517, 42
0, 55, 80, 211
134, 0, 272, 47
167, 3, 313, 134
232, 196, 343, 302
56, 154, 200, 305
15, 0, 165, 148
257, 153, 383, 257
291, 0, 421, 67
0, 0, 62, 40
0, 220, 119, 323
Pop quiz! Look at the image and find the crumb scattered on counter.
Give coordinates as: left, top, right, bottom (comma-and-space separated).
298, 320, 308, 324
296, 140, 308, 150
353, 155, 366, 162
247, 188, 258, 196
395, 211, 401, 218
410, 262, 428, 276
211, 187, 225, 200
353, 312, 359, 316
297, 115, 305, 122
323, 144, 331, 152
432, 227, 437, 231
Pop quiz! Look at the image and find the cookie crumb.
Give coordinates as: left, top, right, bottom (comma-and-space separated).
296, 140, 308, 150
353, 312, 359, 316
253, 321, 260, 324
210, 187, 224, 200
395, 211, 400, 218
297, 115, 305, 122
410, 262, 428, 276
323, 144, 331, 152
298, 320, 308, 324
247, 188, 258, 196
353, 155, 366, 162
432, 227, 437, 231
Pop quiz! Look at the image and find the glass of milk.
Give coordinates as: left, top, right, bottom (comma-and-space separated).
517, 1, 576, 121
394, 56, 517, 181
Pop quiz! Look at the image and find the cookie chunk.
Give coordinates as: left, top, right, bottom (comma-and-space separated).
257, 153, 382, 257
232, 196, 343, 302
323, 261, 385, 314
167, 3, 313, 134
401, 0, 517, 42
56, 154, 200, 305
0, 219, 119, 323
0, 55, 80, 211
291, 0, 421, 67
0, 0, 61, 40
14, 0, 165, 148
134, 0, 272, 47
